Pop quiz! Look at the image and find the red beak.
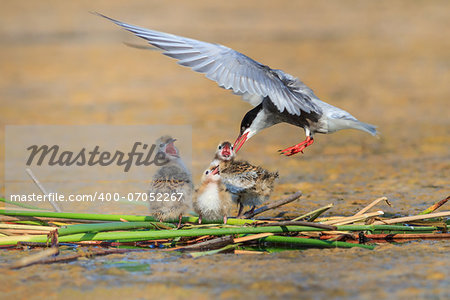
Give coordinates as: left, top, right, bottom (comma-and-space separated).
233, 132, 248, 153
211, 166, 219, 175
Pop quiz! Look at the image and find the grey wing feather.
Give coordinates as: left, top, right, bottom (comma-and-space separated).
223, 183, 246, 195
98, 13, 321, 116
221, 171, 257, 193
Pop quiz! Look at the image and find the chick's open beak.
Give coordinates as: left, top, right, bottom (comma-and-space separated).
165, 138, 179, 157
211, 166, 219, 175
221, 143, 231, 157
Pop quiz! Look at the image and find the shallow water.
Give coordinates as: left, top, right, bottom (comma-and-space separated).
1, 0, 449, 299
1, 242, 449, 299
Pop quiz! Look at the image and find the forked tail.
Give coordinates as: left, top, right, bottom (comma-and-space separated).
353, 120, 378, 136
328, 118, 378, 136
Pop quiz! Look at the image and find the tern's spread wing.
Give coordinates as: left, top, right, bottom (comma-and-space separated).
98, 14, 321, 116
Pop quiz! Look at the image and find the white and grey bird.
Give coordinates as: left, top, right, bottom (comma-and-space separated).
149, 135, 193, 227
193, 167, 232, 224
98, 14, 378, 156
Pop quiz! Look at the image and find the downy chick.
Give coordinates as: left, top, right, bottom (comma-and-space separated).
193, 167, 232, 224
212, 141, 278, 217
210, 141, 235, 167
149, 136, 193, 227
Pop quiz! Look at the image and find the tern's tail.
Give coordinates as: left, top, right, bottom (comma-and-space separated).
327, 118, 378, 136
351, 120, 378, 136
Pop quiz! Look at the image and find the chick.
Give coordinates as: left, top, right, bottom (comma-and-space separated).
210, 141, 235, 167
212, 141, 278, 217
149, 136, 193, 227
193, 167, 232, 224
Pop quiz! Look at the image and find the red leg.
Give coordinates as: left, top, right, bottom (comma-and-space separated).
177, 214, 183, 228
237, 202, 244, 218
279, 136, 314, 156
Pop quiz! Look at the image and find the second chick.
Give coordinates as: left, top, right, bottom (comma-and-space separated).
194, 168, 232, 224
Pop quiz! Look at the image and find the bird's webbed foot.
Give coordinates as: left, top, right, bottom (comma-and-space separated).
279, 136, 314, 156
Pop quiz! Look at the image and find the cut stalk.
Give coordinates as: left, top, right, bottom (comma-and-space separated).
0, 229, 51, 235
233, 233, 274, 243
419, 196, 449, 215
259, 235, 375, 250
0, 224, 55, 231
1, 223, 436, 246
373, 211, 450, 225
0, 198, 45, 210
256, 221, 336, 231
0, 210, 254, 226
337, 224, 437, 232
244, 191, 302, 218
11, 248, 134, 268
322, 211, 384, 225
177, 236, 234, 251
26, 168, 61, 212
365, 233, 450, 239
50, 225, 337, 242
0, 225, 338, 246
189, 244, 238, 258
10, 247, 59, 269
234, 250, 265, 255
58, 222, 169, 236
354, 197, 391, 216
292, 204, 333, 222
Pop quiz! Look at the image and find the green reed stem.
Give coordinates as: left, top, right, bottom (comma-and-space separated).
259, 235, 375, 250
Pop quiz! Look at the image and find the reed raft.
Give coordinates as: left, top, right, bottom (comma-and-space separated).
0, 194, 448, 269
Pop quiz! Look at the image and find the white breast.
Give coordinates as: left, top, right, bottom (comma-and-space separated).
197, 183, 221, 212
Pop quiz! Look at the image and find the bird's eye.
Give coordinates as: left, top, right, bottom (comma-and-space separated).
159, 143, 164, 147
218, 145, 222, 150
231, 146, 234, 150
205, 170, 210, 175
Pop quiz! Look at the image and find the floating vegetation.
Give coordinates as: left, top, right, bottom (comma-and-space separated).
0, 194, 448, 269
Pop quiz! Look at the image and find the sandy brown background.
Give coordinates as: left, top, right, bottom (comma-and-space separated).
1, 0, 448, 214
0, 1, 449, 298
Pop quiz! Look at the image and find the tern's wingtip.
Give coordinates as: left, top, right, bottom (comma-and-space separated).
90, 11, 104, 18
91, 11, 120, 24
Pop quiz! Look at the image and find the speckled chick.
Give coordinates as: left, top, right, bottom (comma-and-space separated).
210, 141, 235, 167
193, 167, 232, 224
212, 141, 279, 217
149, 136, 193, 226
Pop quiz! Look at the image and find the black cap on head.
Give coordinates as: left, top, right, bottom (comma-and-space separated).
240, 103, 263, 135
